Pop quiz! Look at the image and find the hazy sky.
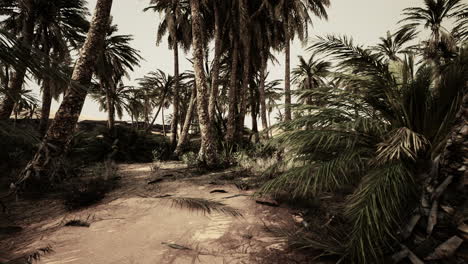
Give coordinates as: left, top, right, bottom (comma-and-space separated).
49, 0, 422, 121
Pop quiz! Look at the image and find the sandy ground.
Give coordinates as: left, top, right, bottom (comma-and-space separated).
0, 162, 299, 264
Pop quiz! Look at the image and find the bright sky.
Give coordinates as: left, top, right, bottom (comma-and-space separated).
49, 0, 422, 122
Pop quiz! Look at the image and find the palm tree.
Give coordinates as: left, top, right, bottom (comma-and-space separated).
17, 0, 114, 185
373, 28, 418, 61
32, 0, 90, 135
291, 53, 331, 105
137, 70, 174, 134
0, 0, 38, 120
145, 0, 192, 148
275, 0, 330, 121
95, 22, 141, 133
190, 0, 219, 167
264, 78, 282, 134
175, 72, 197, 155
400, 0, 466, 43
122, 87, 144, 127
399, 0, 468, 60
90, 82, 134, 125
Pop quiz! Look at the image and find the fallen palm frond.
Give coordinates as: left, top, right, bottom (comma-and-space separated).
264, 224, 345, 259
25, 245, 54, 264
169, 197, 242, 217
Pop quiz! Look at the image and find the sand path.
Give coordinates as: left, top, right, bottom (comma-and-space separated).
1, 162, 294, 264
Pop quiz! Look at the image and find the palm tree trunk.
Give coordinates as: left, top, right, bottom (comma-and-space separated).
162, 107, 166, 136
284, 9, 292, 121
209, 3, 222, 123
175, 86, 197, 155
225, 38, 239, 145
250, 78, 259, 143
17, 0, 113, 185
0, 0, 36, 120
39, 79, 52, 136
39, 44, 52, 137
105, 83, 115, 133
259, 51, 269, 138
146, 85, 169, 133
170, 40, 180, 148
235, 0, 251, 142
190, 0, 219, 167
237, 36, 251, 142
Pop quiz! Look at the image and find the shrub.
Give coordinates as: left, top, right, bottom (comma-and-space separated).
0, 121, 39, 178
68, 125, 172, 163
181, 151, 198, 167
62, 161, 120, 210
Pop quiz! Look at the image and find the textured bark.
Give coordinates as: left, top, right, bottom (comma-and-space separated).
170, 39, 180, 148
190, 0, 219, 167
162, 107, 166, 136
283, 9, 292, 121
208, 3, 222, 123
0, 0, 36, 120
225, 39, 239, 145
39, 43, 52, 136
17, 0, 113, 184
250, 77, 259, 143
175, 86, 197, 155
38, 79, 52, 136
259, 52, 269, 138
105, 83, 115, 133
235, 0, 251, 142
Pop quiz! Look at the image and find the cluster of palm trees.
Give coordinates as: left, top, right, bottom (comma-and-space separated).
142, 0, 331, 165
1, 0, 331, 168
0, 0, 467, 261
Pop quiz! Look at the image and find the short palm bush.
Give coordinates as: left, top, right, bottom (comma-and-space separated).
261, 37, 468, 262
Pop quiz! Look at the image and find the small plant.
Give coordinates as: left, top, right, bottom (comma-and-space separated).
181, 152, 198, 167
62, 162, 120, 210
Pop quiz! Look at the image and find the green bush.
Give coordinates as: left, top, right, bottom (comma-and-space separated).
181, 151, 198, 167
62, 161, 120, 210
0, 121, 39, 180
68, 125, 172, 163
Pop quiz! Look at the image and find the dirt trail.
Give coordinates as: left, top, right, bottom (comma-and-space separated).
1, 163, 296, 264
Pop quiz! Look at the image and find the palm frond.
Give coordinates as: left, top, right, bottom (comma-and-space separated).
170, 197, 242, 217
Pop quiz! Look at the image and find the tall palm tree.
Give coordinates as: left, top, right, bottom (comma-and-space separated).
264, 78, 282, 133
399, 0, 467, 60
122, 87, 144, 127
175, 71, 197, 155
17, 0, 114, 185
292, 53, 330, 105
145, 0, 192, 148
0, 0, 89, 127
400, 0, 466, 43
32, 0, 90, 135
90, 82, 134, 125
137, 69, 174, 133
190, 0, 219, 167
95, 22, 141, 133
373, 28, 418, 61
0, 0, 37, 120
276, 0, 330, 121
